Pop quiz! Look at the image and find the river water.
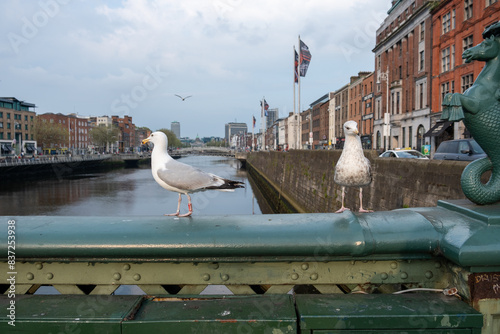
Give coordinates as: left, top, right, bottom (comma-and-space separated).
0, 156, 262, 216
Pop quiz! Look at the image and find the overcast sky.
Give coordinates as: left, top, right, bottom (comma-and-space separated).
1, 0, 390, 139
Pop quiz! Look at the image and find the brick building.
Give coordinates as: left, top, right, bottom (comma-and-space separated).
373, 0, 434, 152
348, 72, 372, 148
361, 73, 375, 149
332, 84, 349, 148
429, 0, 500, 151
0, 97, 37, 156
112, 115, 136, 153
38, 113, 90, 154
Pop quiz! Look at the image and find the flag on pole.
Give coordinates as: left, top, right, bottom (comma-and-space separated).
260, 99, 269, 116
294, 49, 299, 83
253, 116, 256, 128
299, 39, 311, 77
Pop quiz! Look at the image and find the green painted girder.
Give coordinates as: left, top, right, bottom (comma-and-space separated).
1, 200, 500, 268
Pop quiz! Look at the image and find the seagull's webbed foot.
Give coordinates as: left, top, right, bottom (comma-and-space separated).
359, 208, 373, 213
335, 206, 350, 213
176, 195, 193, 218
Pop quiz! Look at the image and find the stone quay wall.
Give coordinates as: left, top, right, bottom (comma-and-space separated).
246, 150, 473, 213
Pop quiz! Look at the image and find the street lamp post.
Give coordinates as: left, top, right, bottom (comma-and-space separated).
377, 66, 390, 151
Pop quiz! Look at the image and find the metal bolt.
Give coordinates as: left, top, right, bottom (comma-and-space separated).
35, 263, 43, 270
202, 274, 211, 281
113, 273, 122, 280
210, 263, 219, 270
133, 274, 141, 281
400, 272, 408, 279
310, 273, 318, 280
425, 271, 433, 279
26, 272, 34, 280
434, 262, 441, 268
46, 273, 54, 280
221, 274, 229, 281
390, 262, 398, 269
123, 264, 131, 271
291, 273, 299, 280
301, 263, 309, 270
381, 272, 388, 280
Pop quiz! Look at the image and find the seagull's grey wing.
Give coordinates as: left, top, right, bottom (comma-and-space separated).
174, 94, 183, 99
156, 160, 222, 191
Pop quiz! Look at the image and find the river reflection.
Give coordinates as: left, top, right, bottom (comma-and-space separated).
0, 156, 261, 216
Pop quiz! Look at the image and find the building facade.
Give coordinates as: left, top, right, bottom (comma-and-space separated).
225, 122, 248, 143
112, 115, 136, 153
429, 0, 500, 151
333, 84, 350, 148
0, 97, 37, 156
373, 0, 434, 152
171, 121, 181, 139
37, 113, 90, 155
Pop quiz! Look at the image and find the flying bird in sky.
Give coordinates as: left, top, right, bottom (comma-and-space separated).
175, 94, 192, 101
334, 121, 372, 213
142, 131, 244, 217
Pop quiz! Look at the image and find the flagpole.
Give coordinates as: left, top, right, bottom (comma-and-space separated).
297, 35, 302, 150
293, 46, 296, 115
252, 115, 255, 151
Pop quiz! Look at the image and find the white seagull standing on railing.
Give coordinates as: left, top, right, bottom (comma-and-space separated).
334, 121, 372, 213
142, 131, 244, 217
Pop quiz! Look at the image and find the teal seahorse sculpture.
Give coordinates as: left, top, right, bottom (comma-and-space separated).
442, 21, 500, 205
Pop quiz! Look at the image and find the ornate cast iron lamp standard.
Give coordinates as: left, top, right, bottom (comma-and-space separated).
376, 66, 390, 152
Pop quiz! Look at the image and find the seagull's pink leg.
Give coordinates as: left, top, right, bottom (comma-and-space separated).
165, 193, 182, 216
358, 188, 373, 213
335, 186, 350, 213
178, 194, 193, 217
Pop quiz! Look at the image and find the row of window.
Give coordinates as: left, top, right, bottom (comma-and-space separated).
440, 74, 474, 101
441, 0, 496, 35
0, 112, 34, 122
0, 133, 33, 140
440, 34, 475, 73
0, 122, 31, 130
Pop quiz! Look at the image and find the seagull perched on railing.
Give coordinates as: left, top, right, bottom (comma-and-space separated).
174, 94, 192, 101
142, 131, 244, 217
334, 121, 372, 213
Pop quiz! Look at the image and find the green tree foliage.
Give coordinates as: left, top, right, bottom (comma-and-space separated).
157, 128, 181, 148
90, 124, 120, 151
33, 117, 68, 148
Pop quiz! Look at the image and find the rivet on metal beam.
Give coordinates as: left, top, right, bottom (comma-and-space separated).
301, 263, 309, 270
381, 272, 388, 280
133, 274, 141, 281
113, 273, 122, 280
210, 263, 219, 270
390, 262, 398, 269
202, 274, 211, 281
46, 273, 54, 280
310, 273, 318, 280
221, 274, 229, 281
35, 263, 43, 270
123, 264, 131, 271
425, 271, 433, 279
400, 272, 408, 279
434, 262, 442, 269
26, 272, 34, 280
291, 273, 299, 280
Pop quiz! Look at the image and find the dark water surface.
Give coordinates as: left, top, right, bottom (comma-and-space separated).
0, 156, 261, 216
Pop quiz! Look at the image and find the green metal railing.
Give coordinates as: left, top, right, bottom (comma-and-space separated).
1, 199, 498, 333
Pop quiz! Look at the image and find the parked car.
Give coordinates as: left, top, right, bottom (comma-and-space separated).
379, 149, 429, 159
433, 139, 487, 161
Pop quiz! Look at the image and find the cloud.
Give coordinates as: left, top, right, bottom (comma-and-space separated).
1, 0, 390, 138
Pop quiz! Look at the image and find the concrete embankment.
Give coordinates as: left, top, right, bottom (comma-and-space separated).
246, 150, 473, 212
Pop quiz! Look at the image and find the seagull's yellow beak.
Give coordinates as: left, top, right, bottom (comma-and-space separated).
354, 129, 359, 135
142, 137, 150, 145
